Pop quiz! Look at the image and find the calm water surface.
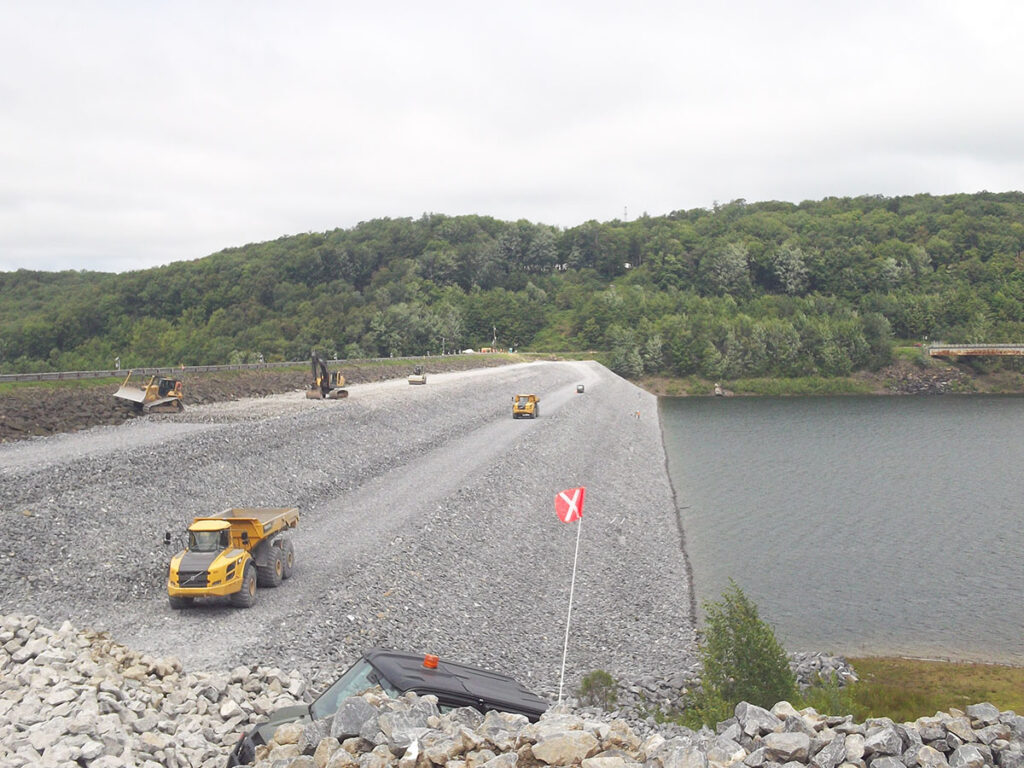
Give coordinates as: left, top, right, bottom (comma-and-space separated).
659, 395, 1024, 664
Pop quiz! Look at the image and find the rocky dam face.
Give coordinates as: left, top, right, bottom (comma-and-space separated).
3, 361, 1015, 768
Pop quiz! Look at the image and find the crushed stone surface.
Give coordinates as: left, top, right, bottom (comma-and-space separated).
0, 360, 696, 697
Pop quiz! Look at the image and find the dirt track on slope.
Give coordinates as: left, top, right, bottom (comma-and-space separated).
0, 357, 522, 443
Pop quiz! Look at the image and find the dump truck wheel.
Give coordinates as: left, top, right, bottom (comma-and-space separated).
281, 539, 295, 580
257, 553, 283, 588
168, 595, 192, 610
231, 564, 257, 608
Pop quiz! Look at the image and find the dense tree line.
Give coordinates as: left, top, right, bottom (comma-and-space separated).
3, 191, 1024, 379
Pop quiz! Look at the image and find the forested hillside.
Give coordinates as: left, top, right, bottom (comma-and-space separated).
3, 191, 1024, 380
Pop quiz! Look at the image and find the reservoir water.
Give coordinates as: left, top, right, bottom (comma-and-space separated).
659, 395, 1024, 664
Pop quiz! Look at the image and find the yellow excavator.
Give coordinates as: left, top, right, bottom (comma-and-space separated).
306, 353, 348, 399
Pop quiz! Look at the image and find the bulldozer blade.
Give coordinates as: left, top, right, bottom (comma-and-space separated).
113, 385, 147, 403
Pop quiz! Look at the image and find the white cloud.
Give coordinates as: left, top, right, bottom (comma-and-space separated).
2, 1, 1022, 272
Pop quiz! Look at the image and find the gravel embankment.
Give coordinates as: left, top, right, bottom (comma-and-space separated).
0, 360, 696, 697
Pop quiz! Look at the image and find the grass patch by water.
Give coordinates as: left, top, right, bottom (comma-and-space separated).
637, 375, 877, 397
845, 657, 1024, 722
657, 656, 1024, 727
726, 376, 874, 396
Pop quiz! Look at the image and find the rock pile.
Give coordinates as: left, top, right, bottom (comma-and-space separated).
7, 612, 1007, 768
250, 685, 1024, 768
883, 363, 972, 394
789, 652, 860, 690
1, 612, 867, 768
1, 614, 307, 768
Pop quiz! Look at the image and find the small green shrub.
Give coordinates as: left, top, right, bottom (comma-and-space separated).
682, 687, 734, 729
797, 673, 866, 719
690, 580, 796, 726
577, 669, 618, 709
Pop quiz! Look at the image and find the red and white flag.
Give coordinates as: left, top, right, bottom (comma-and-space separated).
555, 486, 585, 523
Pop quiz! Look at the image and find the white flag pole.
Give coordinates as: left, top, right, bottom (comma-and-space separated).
558, 514, 583, 704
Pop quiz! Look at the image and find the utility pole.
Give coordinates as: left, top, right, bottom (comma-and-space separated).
492, 325, 497, 349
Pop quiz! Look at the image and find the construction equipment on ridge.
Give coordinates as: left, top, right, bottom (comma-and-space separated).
112, 371, 185, 413
407, 365, 426, 385
306, 353, 348, 399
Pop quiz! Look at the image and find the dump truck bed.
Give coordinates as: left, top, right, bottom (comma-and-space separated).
192, 507, 299, 550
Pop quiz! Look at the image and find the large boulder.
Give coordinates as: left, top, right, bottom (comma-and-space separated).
532, 730, 601, 765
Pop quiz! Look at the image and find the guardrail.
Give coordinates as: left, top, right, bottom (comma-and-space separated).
0, 354, 486, 384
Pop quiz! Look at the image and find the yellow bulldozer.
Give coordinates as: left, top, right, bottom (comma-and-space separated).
306, 353, 348, 399
113, 371, 185, 413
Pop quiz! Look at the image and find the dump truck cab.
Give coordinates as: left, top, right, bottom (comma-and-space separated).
189, 519, 232, 552
512, 394, 539, 419
168, 507, 298, 610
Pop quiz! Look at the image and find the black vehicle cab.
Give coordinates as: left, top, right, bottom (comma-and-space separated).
227, 649, 549, 766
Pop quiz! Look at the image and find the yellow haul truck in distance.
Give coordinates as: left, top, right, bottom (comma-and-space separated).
512, 394, 540, 419
167, 507, 298, 609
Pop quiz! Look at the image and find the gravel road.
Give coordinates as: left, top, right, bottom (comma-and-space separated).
0, 360, 696, 699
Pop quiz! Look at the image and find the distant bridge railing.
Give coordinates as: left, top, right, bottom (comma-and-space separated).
928, 344, 1024, 357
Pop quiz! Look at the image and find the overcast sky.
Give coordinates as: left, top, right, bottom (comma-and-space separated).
3, 1, 1023, 274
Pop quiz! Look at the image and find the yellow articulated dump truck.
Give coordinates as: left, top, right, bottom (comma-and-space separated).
512, 394, 540, 419
167, 507, 298, 610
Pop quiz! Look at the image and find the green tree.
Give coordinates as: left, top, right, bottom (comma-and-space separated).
606, 325, 643, 377
700, 242, 752, 297
694, 580, 795, 724
771, 244, 809, 295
